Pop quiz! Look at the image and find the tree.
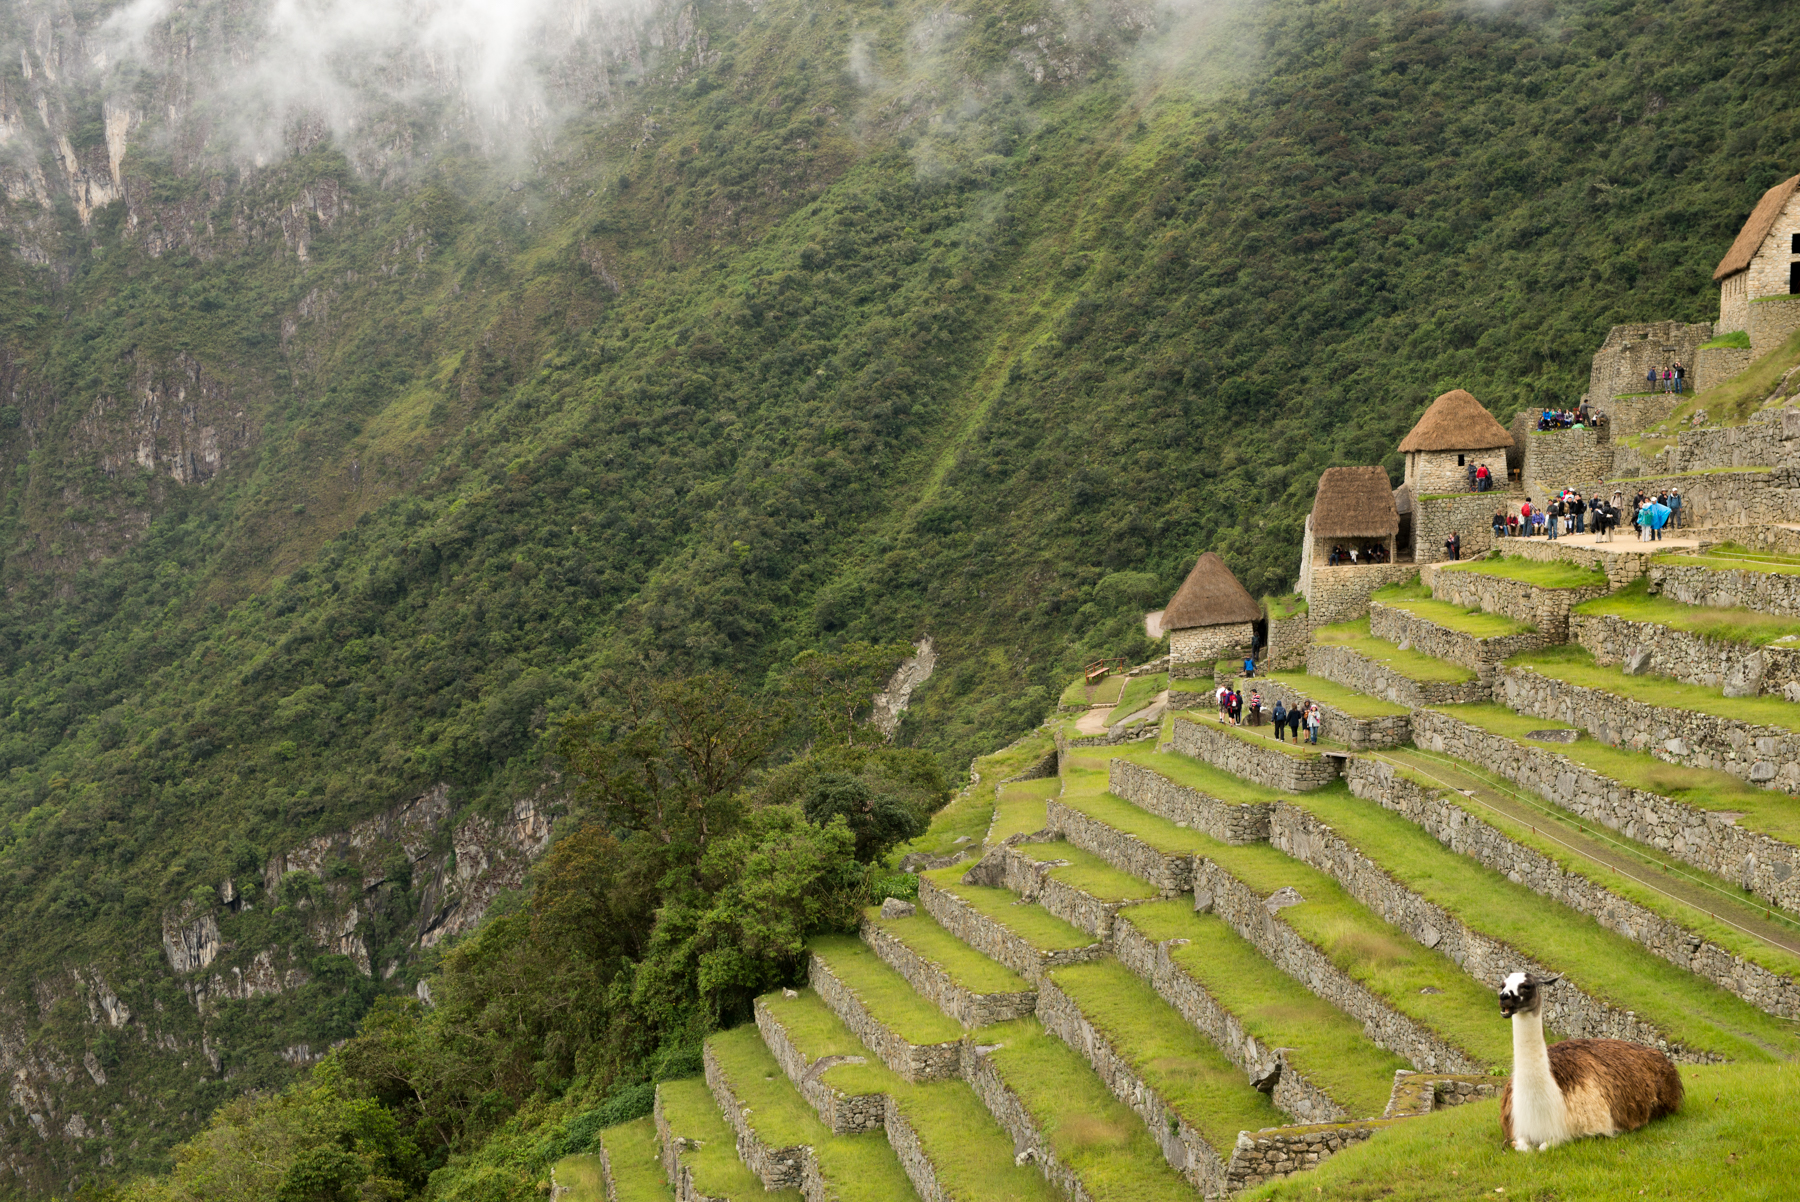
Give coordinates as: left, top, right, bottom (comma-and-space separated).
784, 641, 915, 747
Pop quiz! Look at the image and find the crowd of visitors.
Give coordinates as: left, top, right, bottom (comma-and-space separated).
1644, 362, 1686, 394
1216, 679, 1321, 744
1485, 486, 1681, 542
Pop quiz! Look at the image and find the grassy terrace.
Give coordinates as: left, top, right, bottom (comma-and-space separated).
1253, 670, 1412, 719
1371, 578, 1536, 638
989, 777, 1060, 844
587, 1119, 672, 1202
1312, 620, 1479, 683
865, 909, 1032, 997
1279, 785, 1800, 1060
809, 933, 967, 1045
920, 867, 1098, 951
1655, 543, 1800, 576
1203, 713, 1344, 760
1266, 593, 1309, 621
898, 730, 1056, 861
1014, 841, 1159, 903
1430, 703, 1800, 846
1059, 672, 1127, 709
1574, 577, 1800, 644
1057, 771, 1510, 1066
1506, 644, 1800, 736
708, 1026, 921, 1202
1106, 672, 1169, 724
657, 1077, 790, 1200
981, 1017, 1208, 1198
1245, 1062, 1799, 1202
1097, 741, 1288, 806
1049, 959, 1286, 1154
759, 986, 906, 1098
1123, 902, 1409, 1119
1435, 553, 1608, 589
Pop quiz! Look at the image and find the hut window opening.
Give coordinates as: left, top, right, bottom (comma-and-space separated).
1792, 233, 1800, 253
1791, 262, 1800, 294
1457, 453, 1466, 466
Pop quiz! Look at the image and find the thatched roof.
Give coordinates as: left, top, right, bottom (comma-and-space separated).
1397, 389, 1514, 453
1311, 466, 1399, 539
1714, 174, 1800, 281
1162, 552, 1261, 631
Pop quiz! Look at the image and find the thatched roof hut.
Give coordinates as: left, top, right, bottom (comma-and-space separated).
1162, 552, 1261, 631
1715, 173, 1800, 281
1310, 466, 1398, 539
1397, 389, 1514, 453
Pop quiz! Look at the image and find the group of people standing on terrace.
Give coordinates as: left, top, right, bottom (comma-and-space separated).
1490, 487, 1681, 542
1215, 679, 1321, 744
1645, 361, 1686, 394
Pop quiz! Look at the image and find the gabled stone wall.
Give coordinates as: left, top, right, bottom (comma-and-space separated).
1170, 716, 1343, 791
1751, 294, 1800, 357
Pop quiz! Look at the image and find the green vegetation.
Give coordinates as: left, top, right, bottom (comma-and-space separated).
806, 934, 966, 1045
1437, 554, 1608, 589
593, 1121, 677, 1202
1573, 577, 1800, 644
1312, 620, 1480, 683
887, 1081, 1063, 1202
757, 987, 902, 1100
550, 1154, 616, 1202
659, 1079, 789, 1200
1106, 673, 1170, 724
1656, 329, 1800, 427
1123, 903, 1409, 1120
1253, 671, 1412, 719
920, 867, 1097, 952
1265, 594, 1309, 621
1017, 843, 1159, 903
899, 733, 1053, 860
1371, 581, 1536, 638
1060, 672, 1128, 711
1655, 542, 1800, 575
1048, 960, 1286, 1153
1099, 741, 1289, 806
1506, 644, 1800, 736
990, 776, 1062, 844
864, 911, 1031, 997
1244, 1063, 1799, 1202
981, 1018, 1203, 1198
1700, 330, 1753, 351
707, 1026, 920, 1202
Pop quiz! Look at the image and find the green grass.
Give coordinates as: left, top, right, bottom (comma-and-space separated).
1655, 542, 1800, 576
1106, 673, 1169, 724
1266, 593, 1309, 621
588, 1120, 673, 1202
1372, 582, 1536, 638
1253, 670, 1412, 719
990, 777, 1061, 844
758, 987, 906, 1099
920, 867, 1098, 951
1122, 902, 1410, 1120
1700, 329, 1752, 350
707, 1026, 921, 1202
898, 729, 1057, 860
887, 1079, 1064, 1202
1312, 620, 1480, 683
1100, 740, 1290, 805
657, 1078, 790, 1200
808, 933, 967, 1044
981, 1017, 1209, 1198
1278, 784, 1800, 1061
1014, 841, 1159, 903
1048, 960, 1286, 1154
863, 911, 1032, 997
1058, 769, 1217, 855
1243, 1063, 1800, 1202
1435, 554, 1608, 589
1573, 577, 1800, 645
1506, 644, 1800, 736
1201, 714, 1342, 761
1059, 673, 1127, 709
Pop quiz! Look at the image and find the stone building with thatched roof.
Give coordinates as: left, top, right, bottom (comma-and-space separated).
1306, 466, 1399, 568
1397, 389, 1514, 494
1162, 551, 1261, 677
1714, 173, 1800, 353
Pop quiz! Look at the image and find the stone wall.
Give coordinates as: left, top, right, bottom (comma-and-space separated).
859, 919, 1037, 1028
1303, 561, 1419, 626
1478, 536, 1651, 588
918, 875, 1103, 984
1522, 428, 1615, 502
1111, 912, 1350, 1124
1267, 610, 1310, 671
1649, 557, 1800, 617
705, 1042, 810, 1191
1171, 623, 1254, 678
1424, 562, 1611, 641
1585, 322, 1714, 410
1720, 271, 1750, 339
807, 951, 962, 1081
1668, 408, 1798, 473
1267, 804, 1705, 1059
1570, 611, 1800, 698
1413, 491, 1514, 566
1597, 393, 1685, 441
1047, 798, 1194, 898
1033, 976, 1230, 1196
1497, 663, 1800, 793
1107, 757, 1273, 843
1406, 448, 1499, 495
1604, 467, 1800, 527
965, 844, 1142, 940
1407, 708, 1800, 914
1689, 523, 1800, 556
1225, 1121, 1393, 1191
1304, 643, 1492, 707
1696, 343, 1753, 394
1369, 601, 1553, 678
1170, 716, 1343, 792
655, 1087, 728, 1202
1252, 676, 1410, 750
960, 1045, 1094, 1202
1342, 757, 1800, 1021
881, 1100, 954, 1202
754, 998, 887, 1134
1383, 1072, 1505, 1118
1751, 294, 1800, 358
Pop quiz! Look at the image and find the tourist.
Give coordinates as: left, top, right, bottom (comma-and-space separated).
1287, 703, 1304, 742
1466, 459, 1478, 491
1445, 531, 1461, 560
1249, 690, 1263, 726
1231, 688, 1244, 724
1475, 462, 1489, 492
1272, 700, 1288, 741
1244, 655, 1256, 678
1670, 487, 1683, 529
1306, 704, 1321, 745
1217, 681, 1231, 723
1571, 492, 1586, 535
1545, 496, 1560, 540
1520, 497, 1533, 535
1646, 365, 1658, 393
1507, 512, 1520, 537
1493, 509, 1507, 539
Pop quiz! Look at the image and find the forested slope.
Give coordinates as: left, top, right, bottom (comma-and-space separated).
0, 0, 1796, 1191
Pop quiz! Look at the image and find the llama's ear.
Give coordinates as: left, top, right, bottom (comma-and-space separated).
1537, 974, 1561, 986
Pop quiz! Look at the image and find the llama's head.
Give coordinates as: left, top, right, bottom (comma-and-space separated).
1498, 971, 1560, 1018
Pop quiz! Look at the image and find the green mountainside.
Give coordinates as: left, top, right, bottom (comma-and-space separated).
1, 0, 1799, 1192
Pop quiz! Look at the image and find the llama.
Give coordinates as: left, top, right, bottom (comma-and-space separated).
1498, 971, 1682, 1152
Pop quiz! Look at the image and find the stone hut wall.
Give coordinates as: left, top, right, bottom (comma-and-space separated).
1368, 601, 1554, 676
1305, 562, 1418, 625
1407, 707, 1800, 914
1304, 643, 1492, 707
1584, 322, 1714, 409
1266, 610, 1310, 670
1522, 427, 1615, 499
1342, 757, 1800, 1021
1107, 757, 1273, 843
1406, 448, 1495, 494
1695, 343, 1753, 393
1170, 623, 1255, 678
1752, 296, 1800, 358
1570, 611, 1800, 697
1170, 716, 1343, 791
1413, 493, 1511, 565
1649, 558, 1800, 616
1423, 564, 1610, 640
1251, 676, 1410, 750
1720, 271, 1750, 337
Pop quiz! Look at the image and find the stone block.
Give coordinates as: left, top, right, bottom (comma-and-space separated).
879, 898, 916, 919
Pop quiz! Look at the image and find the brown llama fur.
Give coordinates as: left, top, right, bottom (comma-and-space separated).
1501, 1038, 1684, 1145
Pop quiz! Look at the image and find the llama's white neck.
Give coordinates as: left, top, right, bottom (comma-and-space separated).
1510, 1008, 1566, 1147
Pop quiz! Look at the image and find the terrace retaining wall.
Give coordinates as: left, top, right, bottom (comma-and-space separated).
858, 919, 1038, 1028
960, 1045, 1094, 1202
703, 1042, 810, 1191
918, 875, 1104, 985
1194, 857, 1484, 1075
881, 1101, 954, 1202
1305, 643, 1492, 708
1108, 757, 1273, 843
1343, 757, 1800, 1021
1496, 664, 1800, 793
1369, 601, 1554, 678
1570, 611, 1800, 698
1667, 408, 1797, 474
655, 1088, 728, 1202
1649, 558, 1800, 617
1033, 976, 1231, 1196
1688, 525, 1800, 557
1407, 707, 1800, 915
1304, 562, 1419, 626
964, 843, 1141, 939
1267, 804, 1707, 1060
807, 951, 962, 1081
754, 997, 888, 1134
1046, 798, 1193, 898
1267, 609, 1311, 670
1604, 467, 1800, 528
1225, 1121, 1395, 1191
1170, 716, 1343, 791
1253, 677, 1411, 750
1424, 564, 1611, 640
1475, 536, 1653, 588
